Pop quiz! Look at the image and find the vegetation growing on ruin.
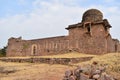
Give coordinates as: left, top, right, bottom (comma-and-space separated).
22, 43, 29, 49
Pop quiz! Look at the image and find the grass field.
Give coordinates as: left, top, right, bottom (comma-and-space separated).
0, 52, 120, 80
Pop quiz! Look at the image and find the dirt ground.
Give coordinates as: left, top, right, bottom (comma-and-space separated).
0, 61, 75, 80
0, 52, 120, 80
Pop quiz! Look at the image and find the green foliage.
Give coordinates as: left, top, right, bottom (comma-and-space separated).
23, 43, 29, 49
0, 46, 7, 57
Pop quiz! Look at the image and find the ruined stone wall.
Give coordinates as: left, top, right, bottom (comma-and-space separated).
29, 36, 70, 56
112, 39, 120, 52
106, 36, 115, 53
68, 27, 86, 50
6, 38, 31, 57
7, 23, 119, 57
0, 57, 93, 64
118, 42, 120, 52
68, 24, 108, 54
7, 36, 70, 57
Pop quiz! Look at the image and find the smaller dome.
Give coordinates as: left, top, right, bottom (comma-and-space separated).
82, 9, 103, 22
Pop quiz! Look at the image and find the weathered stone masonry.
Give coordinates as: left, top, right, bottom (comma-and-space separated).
6, 9, 120, 57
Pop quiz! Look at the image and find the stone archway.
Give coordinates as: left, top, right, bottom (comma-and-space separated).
31, 44, 37, 56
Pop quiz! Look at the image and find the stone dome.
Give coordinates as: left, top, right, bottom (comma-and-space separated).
82, 9, 103, 22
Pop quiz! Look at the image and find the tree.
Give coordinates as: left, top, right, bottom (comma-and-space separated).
0, 46, 7, 57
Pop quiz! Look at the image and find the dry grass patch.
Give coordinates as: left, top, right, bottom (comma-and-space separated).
0, 53, 119, 80
91, 53, 120, 79
0, 61, 75, 80
74, 53, 120, 79
1, 52, 96, 59
39, 52, 96, 58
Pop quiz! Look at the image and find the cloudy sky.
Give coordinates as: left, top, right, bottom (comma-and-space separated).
0, 0, 120, 48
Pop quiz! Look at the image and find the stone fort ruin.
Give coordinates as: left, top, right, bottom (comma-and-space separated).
6, 9, 120, 57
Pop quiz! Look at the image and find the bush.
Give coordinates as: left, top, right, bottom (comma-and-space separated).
0, 46, 7, 57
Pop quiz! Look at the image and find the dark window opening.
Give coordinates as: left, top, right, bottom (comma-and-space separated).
84, 23, 92, 36
87, 24, 91, 32
33, 46, 36, 55
47, 49, 50, 52
115, 44, 117, 52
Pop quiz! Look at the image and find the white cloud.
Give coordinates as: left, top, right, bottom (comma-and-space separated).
18, 0, 27, 5
104, 0, 115, 3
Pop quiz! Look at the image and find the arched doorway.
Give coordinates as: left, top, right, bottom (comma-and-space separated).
31, 44, 37, 56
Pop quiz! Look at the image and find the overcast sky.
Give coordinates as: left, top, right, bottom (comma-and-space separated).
0, 0, 120, 48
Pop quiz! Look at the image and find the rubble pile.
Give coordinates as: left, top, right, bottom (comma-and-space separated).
63, 62, 116, 80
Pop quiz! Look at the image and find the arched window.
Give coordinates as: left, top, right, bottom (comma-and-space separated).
31, 44, 37, 56
84, 22, 91, 33
86, 24, 91, 32
33, 46, 36, 55
84, 22, 92, 36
